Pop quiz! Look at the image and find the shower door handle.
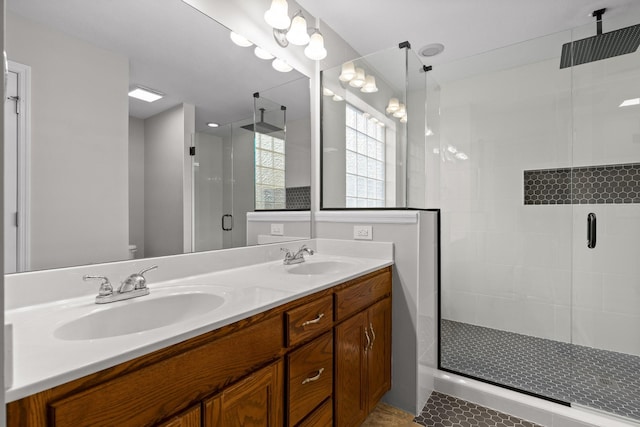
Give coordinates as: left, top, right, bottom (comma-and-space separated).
222, 214, 233, 231
587, 213, 596, 249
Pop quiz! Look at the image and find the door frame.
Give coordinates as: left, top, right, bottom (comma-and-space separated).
8, 60, 31, 272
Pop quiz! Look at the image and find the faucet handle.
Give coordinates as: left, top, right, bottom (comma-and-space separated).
83, 275, 113, 296
280, 248, 293, 258
126, 265, 158, 291
138, 265, 158, 277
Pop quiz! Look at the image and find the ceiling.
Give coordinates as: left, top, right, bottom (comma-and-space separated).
298, 0, 640, 66
6, 0, 310, 132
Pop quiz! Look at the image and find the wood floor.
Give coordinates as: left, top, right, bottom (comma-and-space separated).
360, 402, 421, 426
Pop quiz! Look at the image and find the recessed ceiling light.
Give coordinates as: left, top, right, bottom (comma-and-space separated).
418, 43, 445, 57
128, 86, 164, 103
207, 122, 219, 128
230, 31, 253, 47
619, 98, 640, 107
254, 46, 275, 60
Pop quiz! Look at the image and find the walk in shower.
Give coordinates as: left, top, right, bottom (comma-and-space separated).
434, 10, 640, 423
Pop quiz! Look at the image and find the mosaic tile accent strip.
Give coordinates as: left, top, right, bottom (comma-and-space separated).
524, 163, 640, 205
414, 391, 542, 427
441, 319, 640, 421
286, 186, 311, 209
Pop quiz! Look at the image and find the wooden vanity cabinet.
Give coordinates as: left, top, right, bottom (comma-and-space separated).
6, 266, 392, 427
334, 277, 392, 427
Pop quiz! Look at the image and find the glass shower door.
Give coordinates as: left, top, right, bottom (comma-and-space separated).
568, 16, 640, 421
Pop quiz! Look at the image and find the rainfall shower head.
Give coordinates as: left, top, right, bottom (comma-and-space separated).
560, 9, 640, 69
241, 108, 284, 134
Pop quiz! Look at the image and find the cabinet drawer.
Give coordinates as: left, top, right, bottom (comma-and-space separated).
287, 331, 333, 426
286, 295, 333, 347
335, 268, 391, 321
297, 397, 332, 427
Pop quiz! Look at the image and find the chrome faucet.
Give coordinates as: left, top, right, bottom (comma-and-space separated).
281, 245, 314, 265
83, 265, 158, 304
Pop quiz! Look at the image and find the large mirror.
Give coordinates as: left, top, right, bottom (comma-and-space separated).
4, 0, 311, 273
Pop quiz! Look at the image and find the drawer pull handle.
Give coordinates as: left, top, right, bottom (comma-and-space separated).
301, 312, 324, 327
302, 368, 325, 385
364, 327, 371, 352
369, 323, 376, 350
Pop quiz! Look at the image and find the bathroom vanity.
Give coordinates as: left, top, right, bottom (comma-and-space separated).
5, 244, 392, 427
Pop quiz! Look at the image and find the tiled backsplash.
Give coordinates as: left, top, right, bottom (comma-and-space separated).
524, 163, 640, 205
285, 186, 311, 209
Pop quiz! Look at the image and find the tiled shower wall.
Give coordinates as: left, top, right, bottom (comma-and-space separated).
434, 42, 640, 356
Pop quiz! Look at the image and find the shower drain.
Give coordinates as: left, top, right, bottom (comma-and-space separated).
596, 377, 620, 390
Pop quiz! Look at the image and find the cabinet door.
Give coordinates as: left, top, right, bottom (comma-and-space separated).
203, 361, 283, 427
334, 311, 368, 427
158, 405, 201, 427
366, 298, 392, 409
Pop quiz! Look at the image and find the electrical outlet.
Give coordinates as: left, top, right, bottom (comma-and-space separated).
353, 225, 373, 240
270, 223, 284, 236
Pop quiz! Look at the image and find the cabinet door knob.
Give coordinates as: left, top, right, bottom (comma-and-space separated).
364, 327, 371, 352
301, 367, 325, 385
301, 312, 325, 327
369, 322, 376, 350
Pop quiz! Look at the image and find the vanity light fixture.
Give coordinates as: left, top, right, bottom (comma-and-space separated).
361, 75, 378, 93
386, 98, 400, 113
264, 0, 291, 30
349, 68, 366, 88
322, 87, 334, 96
254, 46, 275, 60
392, 104, 406, 118
207, 122, 219, 128
339, 62, 356, 82
619, 98, 640, 107
272, 58, 293, 72
332, 94, 344, 102
230, 32, 253, 47
455, 152, 469, 160
264, 1, 328, 61
128, 86, 164, 103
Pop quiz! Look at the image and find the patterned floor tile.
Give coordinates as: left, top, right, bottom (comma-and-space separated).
441, 320, 640, 422
413, 392, 542, 427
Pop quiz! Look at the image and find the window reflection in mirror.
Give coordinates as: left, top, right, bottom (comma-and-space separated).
4, 0, 311, 273
321, 46, 428, 209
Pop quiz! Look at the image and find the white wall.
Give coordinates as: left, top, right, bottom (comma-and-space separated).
6, 12, 130, 270
129, 117, 145, 258
315, 211, 439, 415
193, 132, 224, 252
436, 50, 640, 355
144, 104, 194, 258
285, 117, 311, 187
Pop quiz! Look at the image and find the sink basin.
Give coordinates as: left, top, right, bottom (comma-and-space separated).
285, 260, 355, 275
54, 292, 225, 340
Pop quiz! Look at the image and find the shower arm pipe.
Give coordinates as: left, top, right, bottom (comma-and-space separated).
593, 8, 606, 35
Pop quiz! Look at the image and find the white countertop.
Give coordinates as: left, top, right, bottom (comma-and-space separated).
5, 253, 392, 402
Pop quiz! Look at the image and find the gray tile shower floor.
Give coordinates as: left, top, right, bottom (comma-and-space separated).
441, 320, 640, 422
413, 391, 542, 427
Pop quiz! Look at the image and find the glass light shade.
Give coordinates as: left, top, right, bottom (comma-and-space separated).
264, 0, 291, 30
272, 58, 293, 72
229, 32, 253, 47
304, 30, 327, 60
339, 62, 356, 82
400, 114, 407, 123
322, 87, 334, 96
393, 104, 406, 118
332, 94, 344, 101
349, 68, 366, 87
286, 14, 310, 45
360, 75, 378, 93
387, 98, 400, 112
254, 46, 274, 60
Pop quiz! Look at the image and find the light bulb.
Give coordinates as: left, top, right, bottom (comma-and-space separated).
286, 13, 310, 46
254, 46, 274, 60
304, 30, 327, 60
229, 32, 253, 47
264, 0, 291, 30
349, 68, 366, 88
272, 58, 293, 72
361, 75, 378, 93
339, 62, 356, 82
